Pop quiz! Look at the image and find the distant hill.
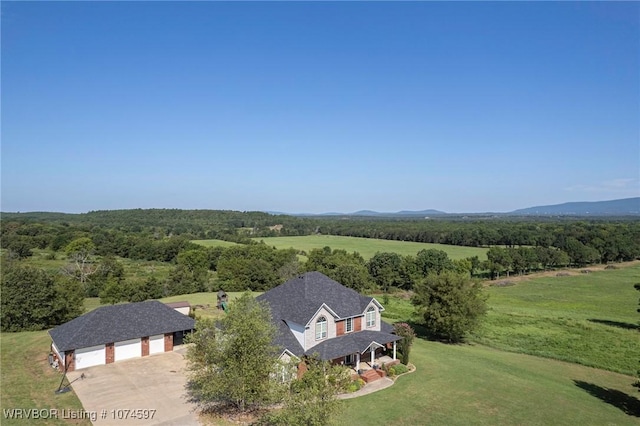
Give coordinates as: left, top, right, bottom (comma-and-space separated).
510, 197, 640, 216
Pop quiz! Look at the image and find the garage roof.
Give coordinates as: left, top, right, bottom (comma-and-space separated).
49, 301, 195, 352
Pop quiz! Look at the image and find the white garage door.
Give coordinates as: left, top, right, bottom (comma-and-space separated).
115, 338, 142, 362
149, 334, 164, 355
75, 344, 106, 370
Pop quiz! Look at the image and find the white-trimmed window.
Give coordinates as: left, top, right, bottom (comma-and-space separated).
315, 316, 327, 340
366, 307, 376, 328
345, 318, 353, 333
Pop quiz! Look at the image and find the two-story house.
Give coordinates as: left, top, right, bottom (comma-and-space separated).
257, 271, 402, 372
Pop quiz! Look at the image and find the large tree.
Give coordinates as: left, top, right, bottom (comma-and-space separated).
305, 247, 371, 292
368, 252, 404, 292
63, 237, 98, 285
412, 272, 487, 343
259, 357, 349, 426
1, 263, 84, 331
186, 293, 282, 413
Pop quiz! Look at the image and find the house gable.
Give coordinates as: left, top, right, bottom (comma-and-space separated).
257, 272, 398, 362
363, 300, 382, 331
305, 306, 337, 351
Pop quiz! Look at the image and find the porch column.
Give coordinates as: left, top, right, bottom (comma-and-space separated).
355, 353, 360, 371
393, 341, 396, 360
370, 348, 375, 366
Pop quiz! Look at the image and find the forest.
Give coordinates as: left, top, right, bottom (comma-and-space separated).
1, 209, 639, 332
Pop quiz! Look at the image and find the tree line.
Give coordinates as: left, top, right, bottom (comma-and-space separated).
3, 209, 639, 264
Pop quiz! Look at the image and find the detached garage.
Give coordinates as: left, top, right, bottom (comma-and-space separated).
49, 300, 195, 372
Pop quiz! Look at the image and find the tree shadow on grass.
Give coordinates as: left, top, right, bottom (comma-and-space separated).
403, 320, 468, 344
587, 319, 639, 331
574, 380, 640, 417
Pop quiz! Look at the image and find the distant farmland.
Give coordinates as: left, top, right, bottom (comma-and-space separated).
251, 235, 487, 260
189, 239, 239, 248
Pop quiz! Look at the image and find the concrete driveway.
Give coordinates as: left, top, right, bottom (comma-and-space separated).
66, 347, 199, 425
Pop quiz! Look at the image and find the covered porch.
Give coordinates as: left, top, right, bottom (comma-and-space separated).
308, 329, 403, 381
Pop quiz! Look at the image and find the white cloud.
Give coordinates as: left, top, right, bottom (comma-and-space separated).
564, 178, 640, 196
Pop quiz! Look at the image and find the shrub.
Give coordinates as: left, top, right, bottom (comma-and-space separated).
346, 378, 366, 393
393, 364, 409, 375
393, 322, 417, 364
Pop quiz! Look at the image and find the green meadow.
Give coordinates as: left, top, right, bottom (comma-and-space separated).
339, 340, 639, 426
0, 332, 91, 426
475, 265, 640, 375
187, 239, 239, 248
2, 265, 638, 424
245, 235, 488, 260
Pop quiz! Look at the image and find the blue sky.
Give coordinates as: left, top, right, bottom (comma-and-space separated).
2, 2, 638, 214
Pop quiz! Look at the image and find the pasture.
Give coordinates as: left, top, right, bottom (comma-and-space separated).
247, 235, 488, 260
2, 265, 638, 425
476, 265, 640, 375
339, 339, 639, 425
380, 264, 640, 376
187, 239, 239, 248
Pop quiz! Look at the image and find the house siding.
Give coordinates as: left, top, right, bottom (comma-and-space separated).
305, 306, 336, 350
364, 302, 381, 331
354, 316, 362, 331
287, 321, 306, 350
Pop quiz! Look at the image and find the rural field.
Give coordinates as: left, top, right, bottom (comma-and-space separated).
2, 264, 639, 424
193, 235, 488, 261
339, 340, 639, 426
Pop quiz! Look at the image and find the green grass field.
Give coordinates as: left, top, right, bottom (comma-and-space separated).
23, 249, 175, 286
379, 265, 640, 376
242, 235, 488, 261
189, 239, 239, 248
0, 331, 91, 426
475, 265, 640, 375
339, 340, 639, 425
2, 264, 638, 425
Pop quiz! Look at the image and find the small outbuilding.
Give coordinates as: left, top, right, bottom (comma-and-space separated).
164, 301, 191, 316
49, 300, 195, 372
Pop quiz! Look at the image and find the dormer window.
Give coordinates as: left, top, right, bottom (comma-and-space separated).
366, 306, 376, 328
315, 316, 327, 340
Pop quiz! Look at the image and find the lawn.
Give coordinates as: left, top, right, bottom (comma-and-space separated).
245, 235, 488, 261
475, 265, 640, 375
2, 265, 638, 425
379, 265, 640, 376
0, 331, 91, 426
339, 339, 640, 425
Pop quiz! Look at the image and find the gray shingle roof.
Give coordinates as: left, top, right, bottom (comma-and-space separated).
49, 301, 195, 352
257, 272, 397, 360
256, 271, 376, 325
306, 329, 402, 361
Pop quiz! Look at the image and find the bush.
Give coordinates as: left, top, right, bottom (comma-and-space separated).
346, 378, 366, 393
393, 364, 409, 375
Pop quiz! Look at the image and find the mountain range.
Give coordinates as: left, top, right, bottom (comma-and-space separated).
270, 197, 640, 217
